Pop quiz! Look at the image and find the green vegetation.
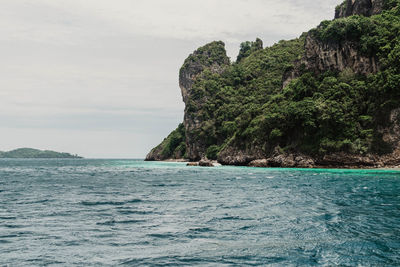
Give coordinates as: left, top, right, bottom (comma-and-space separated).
0, 148, 82, 158
148, 123, 186, 159
186, 36, 306, 156
335, 1, 347, 14
236, 38, 263, 62
285, 2, 400, 155
206, 145, 220, 160
160, 123, 186, 158
151, 0, 400, 160
181, 41, 229, 71
186, 0, 400, 158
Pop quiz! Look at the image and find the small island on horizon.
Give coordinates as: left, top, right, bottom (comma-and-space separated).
0, 148, 82, 159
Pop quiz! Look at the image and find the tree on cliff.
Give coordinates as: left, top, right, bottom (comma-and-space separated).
147, 0, 400, 167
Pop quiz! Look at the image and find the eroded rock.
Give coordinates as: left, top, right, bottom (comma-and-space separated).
248, 159, 269, 168
335, 0, 384, 19
198, 159, 214, 167
179, 41, 230, 161
218, 145, 265, 166
283, 34, 379, 88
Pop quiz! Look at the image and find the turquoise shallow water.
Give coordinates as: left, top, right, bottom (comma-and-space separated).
0, 159, 400, 266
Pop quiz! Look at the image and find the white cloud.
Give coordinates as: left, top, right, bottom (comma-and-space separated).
0, 0, 341, 157
1, 0, 339, 44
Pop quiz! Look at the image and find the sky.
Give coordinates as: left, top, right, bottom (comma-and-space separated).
0, 0, 340, 158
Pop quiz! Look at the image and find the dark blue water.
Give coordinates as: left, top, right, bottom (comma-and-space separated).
0, 159, 399, 266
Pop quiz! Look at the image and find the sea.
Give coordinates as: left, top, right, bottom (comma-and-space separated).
0, 159, 399, 266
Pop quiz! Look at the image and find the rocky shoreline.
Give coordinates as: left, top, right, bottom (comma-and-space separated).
159, 151, 400, 169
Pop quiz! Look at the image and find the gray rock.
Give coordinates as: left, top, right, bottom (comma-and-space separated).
317, 153, 376, 167
283, 0, 384, 88
248, 159, 269, 168
217, 145, 265, 166
294, 155, 315, 168
267, 154, 296, 168
335, 0, 384, 19
198, 159, 214, 167
179, 41, 230, 161
283, 34, 379, 88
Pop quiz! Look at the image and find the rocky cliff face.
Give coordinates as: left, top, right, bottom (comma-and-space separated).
335, 0, 384, 18
146, 0, 400, 168
179, 41, 230, 160
217, 145, 265, 166
283, 35, 379, 87
284, 0, 383, 87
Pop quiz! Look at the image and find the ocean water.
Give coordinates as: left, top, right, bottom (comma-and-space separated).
0, 159, 400, 266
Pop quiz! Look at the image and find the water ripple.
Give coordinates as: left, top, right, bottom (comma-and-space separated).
0, 159, 399, 266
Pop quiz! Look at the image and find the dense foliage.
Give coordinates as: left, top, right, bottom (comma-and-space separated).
152, 0, 400, 160
180, 41, 229, 71
287, 1, 400, 154
150, 123, 186, 159
188, 36, 306, 157
236, 38, 263, 62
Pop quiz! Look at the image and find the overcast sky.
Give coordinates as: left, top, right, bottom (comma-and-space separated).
0, 0, 339, 158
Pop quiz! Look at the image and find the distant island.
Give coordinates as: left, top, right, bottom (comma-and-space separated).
0, 148, 82, 159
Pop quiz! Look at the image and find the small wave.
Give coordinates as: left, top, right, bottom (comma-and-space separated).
96, 220, 116, 226
117, 209, 152, 215
25, 259, 65, 265
221, 216, 251, 221
63, 240, 81, 247
147, 233, 175, 239
80, 198, 142, 206
2, 224, 25, 229
126, 199, 142, 203
0, 216, 17, 220
239, 225, 256, 230
120, 256, 209, 266
0, 234, 18, 238
96, 219, 145, 226
153, 183, 182, 187
152, 183, 167, 187
0, 231, 33, 238
118, 219, 145, 224
207, 215, 253, 223
81, 200, 125, 206
120, 258, 146, 265
188, 227, 214, 233
223, 255, 287, 265
19, 199, 51, 204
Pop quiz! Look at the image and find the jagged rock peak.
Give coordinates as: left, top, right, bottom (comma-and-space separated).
335, 0, 384, 18
236, 38, 263, 62
178, 41, 230, 161
179, 41, 229, 103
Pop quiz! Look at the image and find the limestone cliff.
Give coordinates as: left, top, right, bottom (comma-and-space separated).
335, 0, 384, 18
283, 0, 383, 87
283, 36, 380, 87
146, 0, 400, 168
179, 41, 230, 160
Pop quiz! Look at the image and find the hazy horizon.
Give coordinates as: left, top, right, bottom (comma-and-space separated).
1, 0, 339, 158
